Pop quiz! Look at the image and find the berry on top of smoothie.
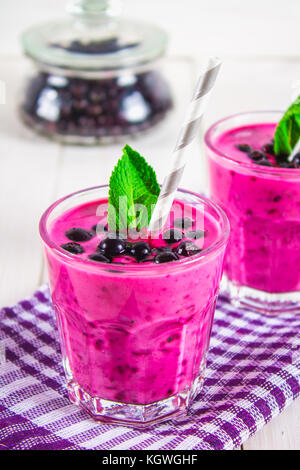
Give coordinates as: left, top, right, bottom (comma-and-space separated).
98, 236, 126, 257
88, 253, 111, 263
154, 251, 179, 264
174, 241, 201, 257
61, 242, 84, 254
128, 241, 151, 261
65, 227, 94, 242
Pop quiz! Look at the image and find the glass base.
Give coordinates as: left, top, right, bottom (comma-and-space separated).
221, 275, 300, 315
66, 374, 204, 428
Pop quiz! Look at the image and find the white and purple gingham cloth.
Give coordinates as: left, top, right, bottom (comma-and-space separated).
0, 285, 299, 450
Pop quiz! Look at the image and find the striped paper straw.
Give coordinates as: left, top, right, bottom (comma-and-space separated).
148, 56, 222, 234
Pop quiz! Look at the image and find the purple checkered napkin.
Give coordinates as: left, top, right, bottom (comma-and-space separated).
0, 285, 299, 450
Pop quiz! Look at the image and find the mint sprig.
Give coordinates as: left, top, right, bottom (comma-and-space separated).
274, 96, 300, 156
108, 145, 160, 231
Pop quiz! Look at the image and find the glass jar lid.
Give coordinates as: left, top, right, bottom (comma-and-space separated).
21, 0, 168, 71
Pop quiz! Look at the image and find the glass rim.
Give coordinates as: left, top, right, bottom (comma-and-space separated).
39, 185, 230, 275
205, 110, 300, 176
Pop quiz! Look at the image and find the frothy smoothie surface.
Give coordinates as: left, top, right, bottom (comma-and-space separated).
50, 198, 221, 265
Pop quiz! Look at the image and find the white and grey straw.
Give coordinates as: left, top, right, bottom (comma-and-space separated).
148, 56, 222, 235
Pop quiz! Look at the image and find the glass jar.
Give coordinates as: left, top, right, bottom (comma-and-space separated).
20, 0, 173, 144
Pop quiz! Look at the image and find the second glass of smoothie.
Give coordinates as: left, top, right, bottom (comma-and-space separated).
206, 111, 300, 314
40, 185, 229, 427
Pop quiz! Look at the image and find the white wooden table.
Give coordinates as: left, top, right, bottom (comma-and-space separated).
0, 52, 299, 450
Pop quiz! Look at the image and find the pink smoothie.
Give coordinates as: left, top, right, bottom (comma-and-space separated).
45, 196, 226, 406
208, 121, 300, 293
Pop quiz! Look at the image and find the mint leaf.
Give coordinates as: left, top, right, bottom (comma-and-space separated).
274, 96, 300, 155
108, 145, 160, 231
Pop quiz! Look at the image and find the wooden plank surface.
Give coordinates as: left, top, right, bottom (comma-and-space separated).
0, 54, 299, 450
